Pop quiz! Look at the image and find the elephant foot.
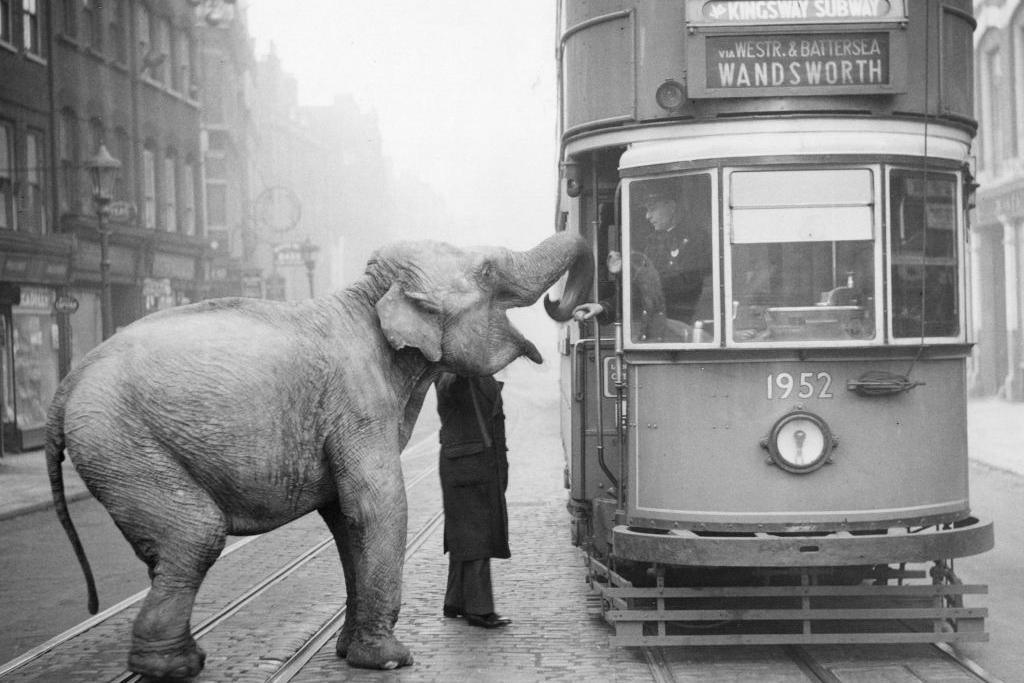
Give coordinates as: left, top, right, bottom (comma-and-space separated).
128, 635, 206, 680
333, 621, 354, 659
344, 634, 413, 670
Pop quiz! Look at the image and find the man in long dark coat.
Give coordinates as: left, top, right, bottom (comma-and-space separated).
435, 372, 512, 629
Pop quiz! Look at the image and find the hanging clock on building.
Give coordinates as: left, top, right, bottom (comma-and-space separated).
254, 186, 302, 234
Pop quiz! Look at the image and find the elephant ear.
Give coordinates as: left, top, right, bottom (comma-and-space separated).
376, 283, 443, 362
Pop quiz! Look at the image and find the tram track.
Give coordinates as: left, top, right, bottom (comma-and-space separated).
264, 509, 445, 682
0, 430, 441, 682
108, 439, 442, 683
641, 642, 1001, 683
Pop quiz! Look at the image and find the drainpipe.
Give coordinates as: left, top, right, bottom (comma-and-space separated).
46, 0, 74, 380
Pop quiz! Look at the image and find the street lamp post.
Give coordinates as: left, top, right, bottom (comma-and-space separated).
299, 238, 320, 297
85, 144, 122, 340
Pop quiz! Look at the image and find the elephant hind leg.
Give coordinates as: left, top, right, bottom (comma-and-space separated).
104, 481, 227, 680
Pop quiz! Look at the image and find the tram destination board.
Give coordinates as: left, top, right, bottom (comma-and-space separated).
689, 28, 906, 97
684, 0, 908, 98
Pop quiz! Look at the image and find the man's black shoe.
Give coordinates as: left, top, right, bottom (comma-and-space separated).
466, 613, 511, 629
443, 606, 463, 618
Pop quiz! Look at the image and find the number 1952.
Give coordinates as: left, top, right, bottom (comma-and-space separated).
767, 371, 834, 400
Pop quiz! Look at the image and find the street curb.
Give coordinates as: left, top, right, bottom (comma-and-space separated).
0, 489, 93, 523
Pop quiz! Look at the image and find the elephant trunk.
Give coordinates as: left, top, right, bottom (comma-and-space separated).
500, 231, 593, 321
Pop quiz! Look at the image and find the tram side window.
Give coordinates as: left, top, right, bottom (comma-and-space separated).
729, 169, 876, 343
626, 174, 714, 343
889, 170, 959, 338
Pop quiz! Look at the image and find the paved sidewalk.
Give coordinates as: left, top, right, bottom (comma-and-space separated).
2, 397, 1022, 522
0, 448, 90, 521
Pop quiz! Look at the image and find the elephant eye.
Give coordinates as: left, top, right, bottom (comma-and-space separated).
478, 260, 496, 282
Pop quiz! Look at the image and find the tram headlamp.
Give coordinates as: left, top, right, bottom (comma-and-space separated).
655, 80, 685, 111
763, 410, 836, 474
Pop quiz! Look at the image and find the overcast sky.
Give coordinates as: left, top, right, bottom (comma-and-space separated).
245, 0, 559, 250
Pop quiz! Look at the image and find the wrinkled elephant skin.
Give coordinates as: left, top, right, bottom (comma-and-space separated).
46, 234, 591, 678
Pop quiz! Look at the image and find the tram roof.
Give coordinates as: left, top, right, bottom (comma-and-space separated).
573, 118, 974, 171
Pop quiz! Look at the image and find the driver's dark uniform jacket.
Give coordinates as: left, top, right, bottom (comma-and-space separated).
436, 374, 510, 561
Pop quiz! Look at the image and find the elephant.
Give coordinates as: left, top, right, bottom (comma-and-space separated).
46, 231, 591, 679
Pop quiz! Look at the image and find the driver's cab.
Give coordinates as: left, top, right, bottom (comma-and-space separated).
614, 164, 964, 350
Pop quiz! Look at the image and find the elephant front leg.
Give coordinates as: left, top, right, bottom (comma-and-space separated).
317, 503, 359, 659
331, 446, 413, 670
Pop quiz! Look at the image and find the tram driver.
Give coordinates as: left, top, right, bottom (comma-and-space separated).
574, 176, 714, 343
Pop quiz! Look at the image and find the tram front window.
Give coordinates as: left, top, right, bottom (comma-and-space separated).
626, 173, 714, 343
889, 170, 959, 338
728, 169, 877, 343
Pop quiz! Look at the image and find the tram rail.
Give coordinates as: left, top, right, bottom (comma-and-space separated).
640, 641, 1001, 683
0, 431, 442, 682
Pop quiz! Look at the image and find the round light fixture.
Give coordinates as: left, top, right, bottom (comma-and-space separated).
655, 80, 685, 111
765, 410, 835, 474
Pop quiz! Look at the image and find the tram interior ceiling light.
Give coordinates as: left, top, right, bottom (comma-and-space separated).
760, 410, 837, 474
655, 80, 685, 112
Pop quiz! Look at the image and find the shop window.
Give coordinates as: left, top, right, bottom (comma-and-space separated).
0, 122, 14, 230
12, 287, 59, 435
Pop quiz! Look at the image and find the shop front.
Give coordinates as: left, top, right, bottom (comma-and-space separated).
0, 238, 72, 454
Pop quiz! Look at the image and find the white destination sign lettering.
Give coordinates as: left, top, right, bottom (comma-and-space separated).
706, 32, 890, 89
703, 0, 893, 23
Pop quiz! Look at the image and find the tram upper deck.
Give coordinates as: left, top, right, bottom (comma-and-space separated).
558, 0, 976, 143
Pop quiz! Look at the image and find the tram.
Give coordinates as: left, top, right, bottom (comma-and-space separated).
549, 0, 994, 646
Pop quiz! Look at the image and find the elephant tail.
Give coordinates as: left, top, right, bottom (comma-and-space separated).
46, 382, 99, 614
